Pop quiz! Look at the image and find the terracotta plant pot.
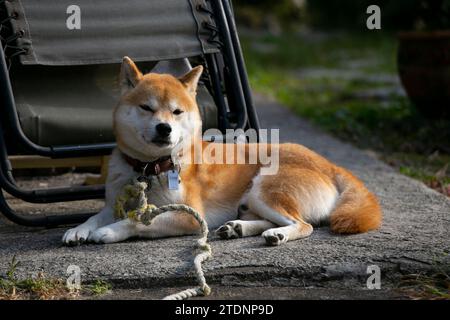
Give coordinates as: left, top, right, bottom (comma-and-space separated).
397, 31, 450, 118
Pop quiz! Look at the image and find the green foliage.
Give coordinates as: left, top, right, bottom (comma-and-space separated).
0, 256, 112, 299
304, 0, 422, 31
6, 255, 19, 282
233, 0, 303, 29
234, 0, 450, 31
400, 267, 450, 300
0, 256, 70, 299
243, 32, 396, 72
86, 279, 112, 296
302, 0, 450, 31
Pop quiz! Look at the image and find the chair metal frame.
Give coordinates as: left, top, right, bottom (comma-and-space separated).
0, 0, 260, 227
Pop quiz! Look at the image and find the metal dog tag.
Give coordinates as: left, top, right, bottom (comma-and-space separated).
168, 170, 180, 190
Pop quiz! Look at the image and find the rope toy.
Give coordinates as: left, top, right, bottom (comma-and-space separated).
114, 178, 212, 300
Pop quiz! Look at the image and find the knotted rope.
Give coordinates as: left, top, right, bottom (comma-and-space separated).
114, 179, 212, 300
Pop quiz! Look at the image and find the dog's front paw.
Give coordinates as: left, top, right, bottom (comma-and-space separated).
62, 224, 96, 246
88, 227, 121, 244
215, 221, 243, 239
262, 229, 288, 246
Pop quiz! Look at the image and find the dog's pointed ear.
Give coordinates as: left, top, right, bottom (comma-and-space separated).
179, 65, 203, 96
120, 56, 143, 94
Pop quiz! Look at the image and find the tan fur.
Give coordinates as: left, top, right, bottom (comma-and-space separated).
182, 143, 382, 235
330, 168, 382, 233
62, 57, 382, 246
117, 58, 382, 237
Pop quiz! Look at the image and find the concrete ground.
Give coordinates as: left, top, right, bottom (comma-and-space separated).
0, 94, 449, 299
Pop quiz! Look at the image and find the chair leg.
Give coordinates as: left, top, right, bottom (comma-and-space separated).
0, 188, 94, 228
221, 0, 260, 133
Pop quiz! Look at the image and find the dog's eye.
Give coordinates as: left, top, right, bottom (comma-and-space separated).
139, 104, 153, 112
173, 109, 184, 115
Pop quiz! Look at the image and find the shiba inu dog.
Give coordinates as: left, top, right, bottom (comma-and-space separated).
62, 57, 382, 246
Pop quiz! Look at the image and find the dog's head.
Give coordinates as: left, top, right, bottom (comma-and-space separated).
114, 57, 203, 160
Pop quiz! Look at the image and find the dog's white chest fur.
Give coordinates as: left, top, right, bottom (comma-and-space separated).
104, 149, 184, 208
144, 173, 184, 207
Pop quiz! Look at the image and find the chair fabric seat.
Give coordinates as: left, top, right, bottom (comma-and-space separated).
11, 64, 217, 146
4, 0, 218, 66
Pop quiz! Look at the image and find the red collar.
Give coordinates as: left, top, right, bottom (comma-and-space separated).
121, 152, 174, 176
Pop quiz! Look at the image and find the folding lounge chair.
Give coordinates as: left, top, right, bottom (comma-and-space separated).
0, 0, 260, 227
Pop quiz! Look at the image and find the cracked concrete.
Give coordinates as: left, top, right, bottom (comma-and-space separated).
0, 93, 449, 299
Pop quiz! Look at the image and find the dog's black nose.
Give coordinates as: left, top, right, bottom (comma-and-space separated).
156, 123, 172, 137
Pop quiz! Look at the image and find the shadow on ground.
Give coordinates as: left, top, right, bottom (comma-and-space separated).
0, 94, 449, 299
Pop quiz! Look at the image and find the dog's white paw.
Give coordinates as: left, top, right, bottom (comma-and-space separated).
88, 227, 122, 244
62, 224, 96, 246
262, 229, 289, 246
216, 221, 243, 239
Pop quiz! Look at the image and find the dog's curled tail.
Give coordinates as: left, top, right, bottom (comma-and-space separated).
330, 167, 382, 234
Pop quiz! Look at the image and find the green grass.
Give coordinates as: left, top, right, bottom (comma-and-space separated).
399, 266, 450, 300
86, 279, 112, 296
0, 256, 112, 300
0, 256, 71, 300
243, 32, 397, 73
241, 31, 450, 196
